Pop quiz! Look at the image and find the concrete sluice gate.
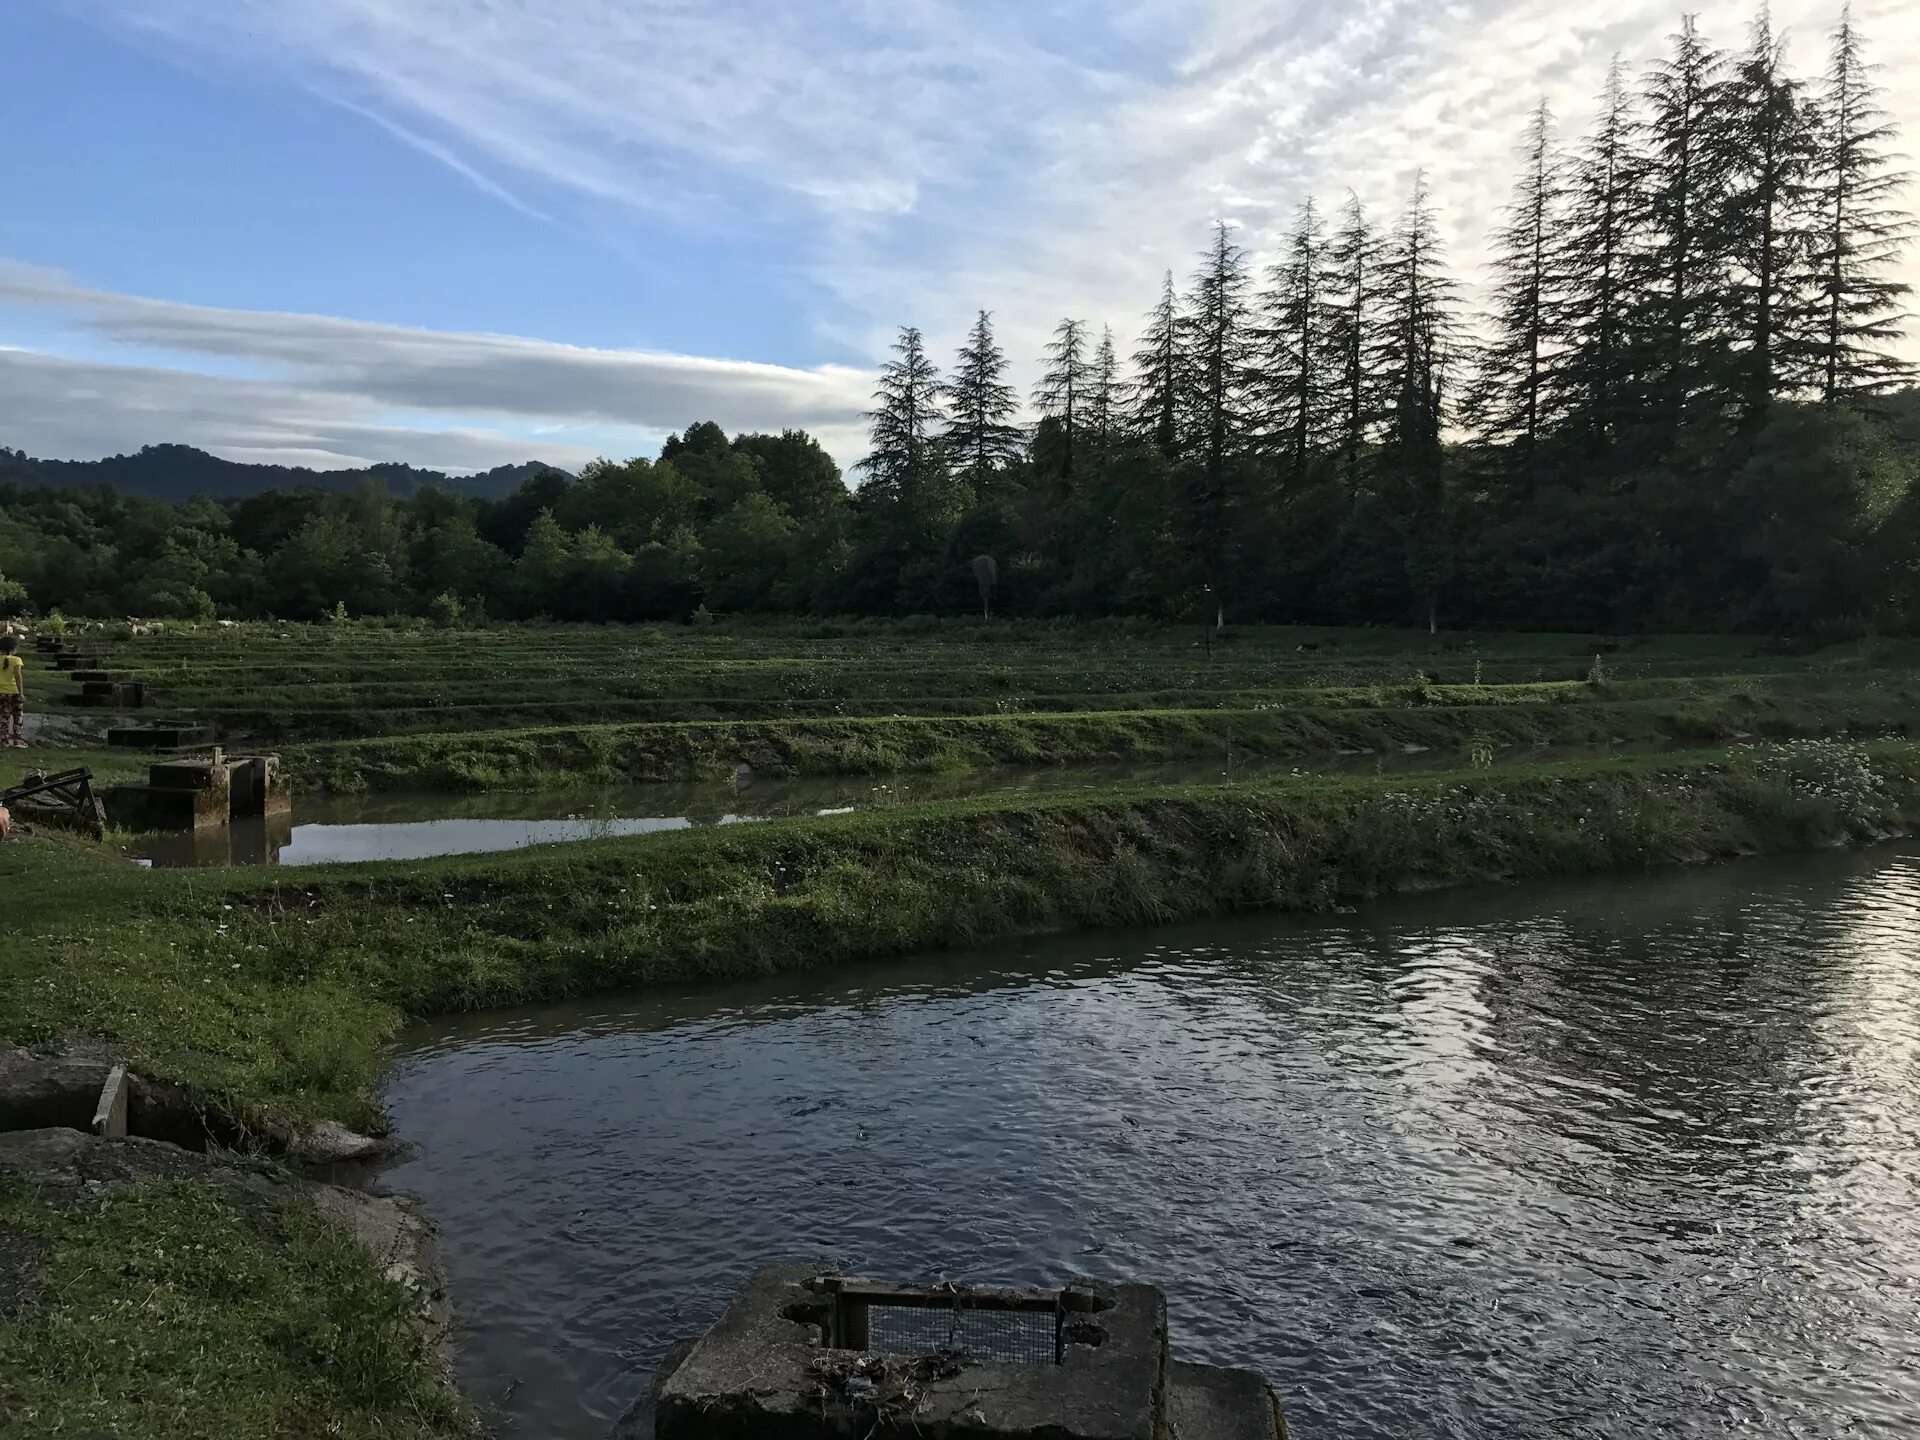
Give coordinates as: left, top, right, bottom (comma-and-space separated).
621, 1264, 1286, 1440
105, 749, 291, 833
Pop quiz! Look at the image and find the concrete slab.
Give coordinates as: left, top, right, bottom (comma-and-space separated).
657, 1264, 1167, 1440
1167, 1362, 1286, 1440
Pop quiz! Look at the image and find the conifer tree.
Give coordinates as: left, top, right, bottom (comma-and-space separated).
1258, 198, 1334, 476
1807, 6, 1914, 405
1181, 222, 1258, 486
1639, 15, 1734, 430
857, 326, 944, 498
941, 310, 1023, 491
1087, 325, 1124, 441
1130, 271, 1185, 459
1322, 194, 1388, 472
1381, 174, 1459, 631
1718, 8, 1820, 424
1034, 318, 1095, 479
1474, 100, 1566, 488
1175, 222, 1258, 623
1558, 57, 1649, 455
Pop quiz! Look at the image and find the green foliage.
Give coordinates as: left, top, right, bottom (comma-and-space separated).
427, 591, 462, 628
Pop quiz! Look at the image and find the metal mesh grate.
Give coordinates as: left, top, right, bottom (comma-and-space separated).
859, 1303, 1060, 1365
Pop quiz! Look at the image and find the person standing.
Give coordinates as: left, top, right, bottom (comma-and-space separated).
0, 635, 25, 748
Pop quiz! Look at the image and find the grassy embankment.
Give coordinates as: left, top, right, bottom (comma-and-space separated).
6, 743, 1917, 1131
282, 676, 1920, 791
5, 620, 1918, 1438
34, 618, 1918, 788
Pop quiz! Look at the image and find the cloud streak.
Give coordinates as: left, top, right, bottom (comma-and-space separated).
0, 268, 874, 470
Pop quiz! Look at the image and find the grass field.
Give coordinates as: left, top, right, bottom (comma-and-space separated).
17, 618, 1920, 776
3, 617, 1918, 1438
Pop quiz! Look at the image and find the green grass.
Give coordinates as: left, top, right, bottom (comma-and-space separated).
5, 745, 1916, 1132
0, 1177, 477, 1440
279, 683, 1920, 792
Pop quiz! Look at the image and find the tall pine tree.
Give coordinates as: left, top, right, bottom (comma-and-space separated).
1474, 100, 1566, 491
1034, 318, 1095, 480
1130, 271, 1185, 459
1322, 194, 1389, 473
857, 325, 944, 499
1258, 198, 1335, 477
1639, 16, 1734, 432
1088, 325, 1124, 441
1807, 5, 1914, 405
1381, 174, 1459, 631
1718, 8, 1819, 425
1178, 222, 1258, 622
1557, 57, 1649, 459
941, 310, 1023, 492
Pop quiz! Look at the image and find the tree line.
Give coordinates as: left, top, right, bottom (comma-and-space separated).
853, 6, 1918, 636
0, 6, 1914, 635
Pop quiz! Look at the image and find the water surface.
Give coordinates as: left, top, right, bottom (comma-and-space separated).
379, 844, 1920, 1439
129, 747, 1483, 867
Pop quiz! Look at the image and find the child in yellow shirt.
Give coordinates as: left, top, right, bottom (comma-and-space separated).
0, 635, 25, 748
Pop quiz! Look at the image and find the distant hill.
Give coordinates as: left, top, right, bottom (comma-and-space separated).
0, 443, 573, 501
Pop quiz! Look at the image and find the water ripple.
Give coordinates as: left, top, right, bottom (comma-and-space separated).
381, 845, 1920, 1439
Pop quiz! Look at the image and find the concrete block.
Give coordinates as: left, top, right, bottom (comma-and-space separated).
150, 767, 228, 800
105, 781, 230, 833
226, 755, 289, 819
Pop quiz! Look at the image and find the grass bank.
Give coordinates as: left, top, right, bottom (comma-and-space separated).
4, 743, 1915, 1134
0, 1176, 476, 1440
281, 683, 1920, 792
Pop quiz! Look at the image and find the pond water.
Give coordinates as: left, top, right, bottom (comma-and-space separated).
126, 766, 1241, 866
128, 746, 1488, 868
377, 843, 1920, 1439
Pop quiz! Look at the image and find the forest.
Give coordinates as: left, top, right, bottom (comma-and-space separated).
0, 7, 1914, 637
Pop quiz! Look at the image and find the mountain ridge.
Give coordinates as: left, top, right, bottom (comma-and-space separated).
0, 443, 574, 501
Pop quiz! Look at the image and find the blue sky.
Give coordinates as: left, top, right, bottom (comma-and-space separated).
2, 0, 1915, 474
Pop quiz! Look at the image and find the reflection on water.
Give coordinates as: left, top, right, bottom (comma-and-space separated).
128, 747, 1498, 868
379, 844, 1920, 1439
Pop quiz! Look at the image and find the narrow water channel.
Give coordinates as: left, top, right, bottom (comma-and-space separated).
129, 742, 1652, 868
378, 844, 1920, 1439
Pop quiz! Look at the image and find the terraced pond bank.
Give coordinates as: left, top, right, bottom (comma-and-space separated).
3, 619, 1919, 1438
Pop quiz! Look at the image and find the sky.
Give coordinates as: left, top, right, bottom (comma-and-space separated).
1, 0, 1915, 476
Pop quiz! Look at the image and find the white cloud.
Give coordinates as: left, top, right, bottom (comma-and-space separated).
0, 267, 874, 470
